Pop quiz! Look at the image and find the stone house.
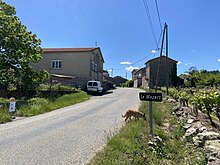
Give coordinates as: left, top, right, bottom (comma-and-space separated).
132, 67, 147, 88
132, 56, 177, 88
146, 56, 177, 88
31, 47, 104, 89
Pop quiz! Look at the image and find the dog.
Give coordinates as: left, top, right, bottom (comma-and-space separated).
122, 109, 146, 122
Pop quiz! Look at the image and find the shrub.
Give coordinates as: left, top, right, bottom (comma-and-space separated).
124, 80, 134, 87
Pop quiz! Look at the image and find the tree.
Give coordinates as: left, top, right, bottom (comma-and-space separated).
184, 67, 199, 87
0, 1, 49, 90
182, 67, 220, 87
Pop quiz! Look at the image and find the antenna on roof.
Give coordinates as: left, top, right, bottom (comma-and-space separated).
95, 41, 98, 47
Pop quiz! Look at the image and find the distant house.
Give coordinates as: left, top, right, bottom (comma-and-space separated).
132, 56, 178, 88
145, 56, 177, 88
132, 67, 147, 88
103, 73, 128, 89
31, 47, 105, 89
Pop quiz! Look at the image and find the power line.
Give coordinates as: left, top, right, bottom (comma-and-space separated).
112, 51, 155, 71
142, 0, 158, 46
154, 0, 163, 31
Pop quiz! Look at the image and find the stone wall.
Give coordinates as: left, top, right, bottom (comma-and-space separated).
172, 104, 220, 165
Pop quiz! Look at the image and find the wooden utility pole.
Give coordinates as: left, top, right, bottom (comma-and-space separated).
156, 23, 169, 95
164, 23, 169, 95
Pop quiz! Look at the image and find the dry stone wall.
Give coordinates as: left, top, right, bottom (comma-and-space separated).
172, 104, 220, 165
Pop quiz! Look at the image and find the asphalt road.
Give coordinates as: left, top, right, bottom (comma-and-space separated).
0, 88, 143, 165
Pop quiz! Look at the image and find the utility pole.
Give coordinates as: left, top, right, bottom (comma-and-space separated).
156, 22, 169, 95
165, 23, 169, 95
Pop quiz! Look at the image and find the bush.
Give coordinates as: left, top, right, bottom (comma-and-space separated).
38, 83, 78, 91
124, 80, 134, 87
0, 110, 11, 124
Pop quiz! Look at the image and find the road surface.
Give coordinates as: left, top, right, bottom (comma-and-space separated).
0, 88, 143, 165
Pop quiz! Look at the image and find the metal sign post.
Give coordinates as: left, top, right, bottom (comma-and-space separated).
139, 92, 162, 136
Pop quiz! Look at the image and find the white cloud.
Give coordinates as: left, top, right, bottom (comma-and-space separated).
183, 60, 192, 66
120, 61, 131, 65
191, 49, 197, 52
218, 59, 220, 62
125, 66, 139, 72
177, 61, 182, 65
107, 69, 112, 72
151, 50, 157, 53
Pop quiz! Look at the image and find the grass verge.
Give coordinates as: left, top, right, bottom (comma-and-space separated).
88, 101, 207, 165
0, 91, 90, 121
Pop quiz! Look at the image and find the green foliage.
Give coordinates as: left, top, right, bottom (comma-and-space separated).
124, 80, 134, 87
191, 89, 220, 124
182, 67, 220, 87
16, 91, 90, 117
168, 87, 220, 124
0, 110, 11, 124
38, 83, 78, 91
0, 1, 49, 91
152, 102, 165, 126
0, 97, 11, 123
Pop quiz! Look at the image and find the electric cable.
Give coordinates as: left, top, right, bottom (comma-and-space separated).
154, 0, 163, 31
142, 0, 158, 46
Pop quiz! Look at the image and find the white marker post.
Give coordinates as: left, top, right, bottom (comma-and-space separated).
139, 92, 162, 136
9, 97, 16, 113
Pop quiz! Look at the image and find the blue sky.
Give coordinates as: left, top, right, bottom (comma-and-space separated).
3, 0, 220, 79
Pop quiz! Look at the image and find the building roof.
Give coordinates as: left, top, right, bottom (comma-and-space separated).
43, 47, 105, 63
132, 69, 139, 74
43, 47, 98, 53
145, 56, 178, 64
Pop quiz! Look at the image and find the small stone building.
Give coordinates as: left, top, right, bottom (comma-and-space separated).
145, 56, 177, 88
132, 56, 177, 89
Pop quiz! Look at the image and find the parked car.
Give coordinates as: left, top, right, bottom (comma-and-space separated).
86, 81, 103, 94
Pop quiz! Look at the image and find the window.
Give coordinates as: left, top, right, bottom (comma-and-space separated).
92, 61, 95, 71
93, 82, 98, 86
51, 60, 61, 69
95, 64, 97, 72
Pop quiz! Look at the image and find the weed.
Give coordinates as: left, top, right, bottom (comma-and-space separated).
0, 110, 11, 124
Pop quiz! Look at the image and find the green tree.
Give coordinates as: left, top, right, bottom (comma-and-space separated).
125, 80, 134, 87
0, 1, 49, 90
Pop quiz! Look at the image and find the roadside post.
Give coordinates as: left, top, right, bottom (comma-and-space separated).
139, 92, 162, 136
9, 97, 16, 118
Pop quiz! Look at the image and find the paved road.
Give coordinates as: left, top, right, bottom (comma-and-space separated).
0, 88, 143, 165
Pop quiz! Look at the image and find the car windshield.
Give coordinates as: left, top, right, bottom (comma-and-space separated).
88, 82, 93, 86
93, 82, 98, 86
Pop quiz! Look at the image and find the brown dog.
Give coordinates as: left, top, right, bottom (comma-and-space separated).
122, 109, 146, 122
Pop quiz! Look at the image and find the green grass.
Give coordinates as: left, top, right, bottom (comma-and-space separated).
89, 101, 207, 165
0, 110, 11, 124
0, 91, 90, 121
17, 91, 90, 117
